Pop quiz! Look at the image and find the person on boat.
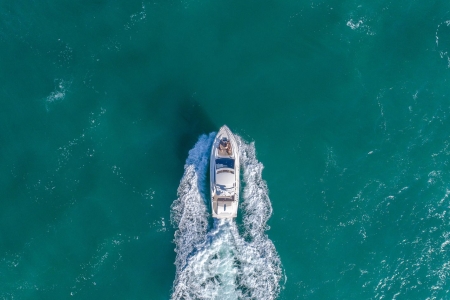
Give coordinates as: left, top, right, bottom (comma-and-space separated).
219, 138, 232, 155
219, 138, 227, 149
226, 141, 232, 155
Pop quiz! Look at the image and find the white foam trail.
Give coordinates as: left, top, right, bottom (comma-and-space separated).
171, 134, 282, 300
235, 136, 282, 298
171, 133, 215, 273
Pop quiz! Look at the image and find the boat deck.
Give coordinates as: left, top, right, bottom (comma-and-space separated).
212, 195, 236, 216
211, 125, 240, 219
218, 149, 232, 157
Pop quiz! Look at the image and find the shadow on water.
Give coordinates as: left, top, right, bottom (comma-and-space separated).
112, 81, 217, 190
143, 81, 216, 164
143, 81, 217, 213
175, 97, 216, 231
173, 96, 216, 163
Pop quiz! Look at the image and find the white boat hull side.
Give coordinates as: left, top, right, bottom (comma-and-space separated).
210, 125, 240, 219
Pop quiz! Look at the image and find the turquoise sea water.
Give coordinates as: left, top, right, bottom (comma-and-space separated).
2, 0, 450, 299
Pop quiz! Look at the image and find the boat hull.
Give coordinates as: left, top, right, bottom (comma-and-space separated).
210, 125, 240, 219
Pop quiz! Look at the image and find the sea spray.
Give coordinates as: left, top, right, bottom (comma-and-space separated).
171, 133, 282, 300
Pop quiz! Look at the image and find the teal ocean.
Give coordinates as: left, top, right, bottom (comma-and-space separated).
2, 0, 450, 299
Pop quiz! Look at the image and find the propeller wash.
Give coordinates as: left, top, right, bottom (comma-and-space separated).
170, 133, 282, 300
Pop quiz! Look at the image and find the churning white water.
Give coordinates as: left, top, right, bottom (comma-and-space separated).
171, 133, 282, 300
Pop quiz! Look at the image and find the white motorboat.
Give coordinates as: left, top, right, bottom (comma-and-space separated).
210, 125, 240, 219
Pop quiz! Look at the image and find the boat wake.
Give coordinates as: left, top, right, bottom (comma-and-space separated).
170, 133, 282, 300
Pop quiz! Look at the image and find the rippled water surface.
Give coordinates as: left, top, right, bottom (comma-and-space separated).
2, 0, 450, 299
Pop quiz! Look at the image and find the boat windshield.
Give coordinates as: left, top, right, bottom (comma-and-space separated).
216, 158, 235, 169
